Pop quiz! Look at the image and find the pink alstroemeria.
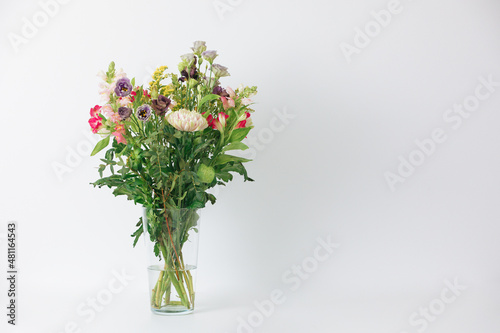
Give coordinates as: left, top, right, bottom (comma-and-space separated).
226, 86, 236, 99
206, 112, 229, 130
236, 112, 251, 129
220, 96, 235, 110
89, 105, 103, 133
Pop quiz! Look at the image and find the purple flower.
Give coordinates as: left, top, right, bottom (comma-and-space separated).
136, 104, 152, 121
211, 64, 230, 78
202, 50, 218, 63
151, 95, 171, 116
118, 107, 132, 121
212, 86, 229, 98
114, 78, 133, 97
191, 41, 207, 55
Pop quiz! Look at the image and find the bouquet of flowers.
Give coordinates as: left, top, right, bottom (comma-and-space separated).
88, 41, 257, 313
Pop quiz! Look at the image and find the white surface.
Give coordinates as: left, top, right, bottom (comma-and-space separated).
1, 0, 500, 332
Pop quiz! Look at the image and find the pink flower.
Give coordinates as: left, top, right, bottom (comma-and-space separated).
113, 124, 127, 144
89, 105, 103, 133
207, 112, 229, 130
101, 105, 121, 123
241, 98, 252, 106
101, 105, 114, 117
118, 96, 132, 107
113, 131, 126, 144
89, 117, 103, 133
236, 112, 251, 129
221, 96, 235, 110
90, 105, 101, 117
167, 109, 208, 132
226, 86, 236, 99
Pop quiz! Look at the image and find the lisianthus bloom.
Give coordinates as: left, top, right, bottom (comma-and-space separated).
113, 124, 127, 144
137, 104, 152, 121
89, 105, 103, 133
207, 112, 229, 131
118, 107, 132, 121
202, 50, 218, 63
191, 41, 207, 55
220, 96, 235, 110
151, 95, 171, 116
236, 112, 252, 129
115, 77, 133, 97
211, 64, 230, 78
167, 109, 208, 132
180, 53, 196, 65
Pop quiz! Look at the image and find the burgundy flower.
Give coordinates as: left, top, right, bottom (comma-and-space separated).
212, 86, 229, 98
118, 107, 132, 120
151, 95, 171, 116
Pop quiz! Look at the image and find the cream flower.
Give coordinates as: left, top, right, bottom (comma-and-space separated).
167, 109, 208, 132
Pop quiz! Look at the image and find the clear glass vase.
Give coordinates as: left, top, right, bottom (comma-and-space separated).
143, 207, 201, 315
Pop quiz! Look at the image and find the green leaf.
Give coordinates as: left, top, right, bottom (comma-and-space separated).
214, 154, 252, 165
131, 218, 143, 247
131, 78, 136, 87
229, 127, 251, 143
199, 94, 220, 106
91, 136, 110, 156
222, 142, 249, 152
188, 200, 205, 209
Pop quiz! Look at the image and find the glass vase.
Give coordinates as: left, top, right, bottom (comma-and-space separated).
143, 206, 201, 315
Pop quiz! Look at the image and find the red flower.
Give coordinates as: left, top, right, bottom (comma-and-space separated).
236, 112, 251, 129
130, 89, 152, 103
89, 105, 103, 133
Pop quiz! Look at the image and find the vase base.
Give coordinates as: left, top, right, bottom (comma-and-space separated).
151, 307, 194, 316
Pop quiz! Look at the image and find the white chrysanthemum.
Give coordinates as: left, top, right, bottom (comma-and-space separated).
167, 109, 208, 132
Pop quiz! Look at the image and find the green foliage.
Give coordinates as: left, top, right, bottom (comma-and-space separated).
90, 43, 257, 251
91, 136, 110, 156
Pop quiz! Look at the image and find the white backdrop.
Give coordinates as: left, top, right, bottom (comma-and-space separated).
1, 0, 500, 332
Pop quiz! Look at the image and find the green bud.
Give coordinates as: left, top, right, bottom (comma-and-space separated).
197, 164, 215, 183
188, 78, 198, 88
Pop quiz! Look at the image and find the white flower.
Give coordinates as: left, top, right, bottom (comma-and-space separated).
191, 41, 207, 55
167, 109, 208, 132
211, 64, 230, 78
181, 53, 196, 65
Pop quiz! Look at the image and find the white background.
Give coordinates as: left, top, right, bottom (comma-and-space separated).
1, 0, 500, 332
